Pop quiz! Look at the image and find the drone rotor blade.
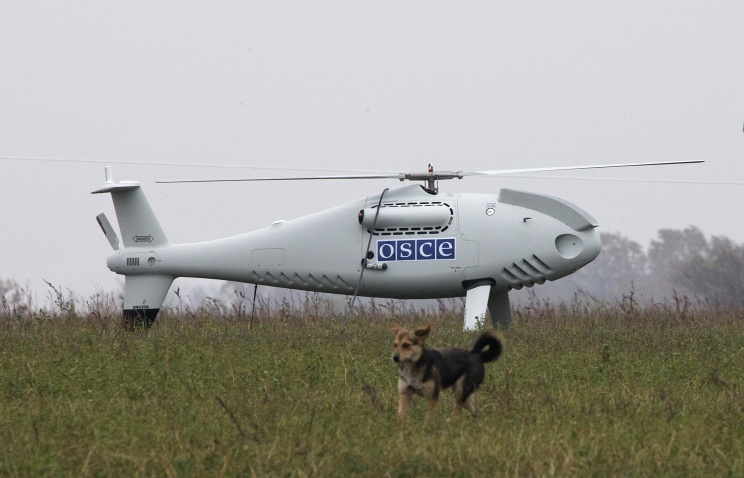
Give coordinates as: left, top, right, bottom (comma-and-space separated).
155, 159, 703, 184
463, 160, 704, 176
156, 173, 404, 184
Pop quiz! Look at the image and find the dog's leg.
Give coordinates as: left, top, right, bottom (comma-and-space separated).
463, 392, 478, 416
449, 375, 467, 420
425, 398, 438, 423
397, 382, 412, 419
397, 393, 411, 419
422, 379, 440, 424
450, 375, 479, 419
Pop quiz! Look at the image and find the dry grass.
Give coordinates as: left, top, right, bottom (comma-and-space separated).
1, 292, 743, 476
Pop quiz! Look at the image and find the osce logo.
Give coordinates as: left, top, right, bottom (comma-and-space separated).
377, 238, 456, 261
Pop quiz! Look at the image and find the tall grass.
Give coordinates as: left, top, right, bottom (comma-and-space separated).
1, 291, 743, 476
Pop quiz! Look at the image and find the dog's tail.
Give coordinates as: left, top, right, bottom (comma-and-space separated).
471, 331, 504, 363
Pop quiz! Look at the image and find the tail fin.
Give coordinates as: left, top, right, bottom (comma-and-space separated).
471, 331, 504, 363
92, 166, 169, 247
93, 167, 173, 328
123, 275, 174, 329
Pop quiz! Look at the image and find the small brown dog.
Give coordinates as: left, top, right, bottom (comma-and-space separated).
391, 324, 503, 421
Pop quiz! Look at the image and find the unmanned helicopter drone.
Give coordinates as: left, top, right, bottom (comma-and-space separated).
93, 160, 702, 330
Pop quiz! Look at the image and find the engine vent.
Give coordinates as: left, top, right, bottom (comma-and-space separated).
126, 257, 140, 267
362, 202, 454, 236
500, 255, 555, 289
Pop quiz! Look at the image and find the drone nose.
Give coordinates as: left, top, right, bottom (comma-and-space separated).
496, 227, 601, 289
550, 228, 601, 278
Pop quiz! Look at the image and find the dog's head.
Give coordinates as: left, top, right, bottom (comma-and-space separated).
391, 324, 430, 364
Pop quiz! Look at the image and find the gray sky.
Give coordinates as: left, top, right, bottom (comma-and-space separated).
1, 2, 743, 302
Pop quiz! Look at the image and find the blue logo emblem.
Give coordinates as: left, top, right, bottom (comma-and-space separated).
377, 238, 455, 261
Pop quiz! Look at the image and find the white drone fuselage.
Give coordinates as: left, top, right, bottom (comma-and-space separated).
94, 171, 601, 329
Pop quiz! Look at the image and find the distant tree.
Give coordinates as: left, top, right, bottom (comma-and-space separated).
647, 226, 708, 298
674, 236, 744, 306
585, 231, 648, 300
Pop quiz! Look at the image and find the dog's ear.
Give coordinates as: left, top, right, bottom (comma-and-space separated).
391, 324, 405, 334
414, 324, 431, 339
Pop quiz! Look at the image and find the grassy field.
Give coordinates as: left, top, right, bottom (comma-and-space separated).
1, 295, 743, 477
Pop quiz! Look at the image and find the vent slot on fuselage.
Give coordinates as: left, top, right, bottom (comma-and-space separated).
366, 202, 453, 236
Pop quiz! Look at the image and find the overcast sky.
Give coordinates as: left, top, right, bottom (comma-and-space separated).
1, 2, 743, 303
